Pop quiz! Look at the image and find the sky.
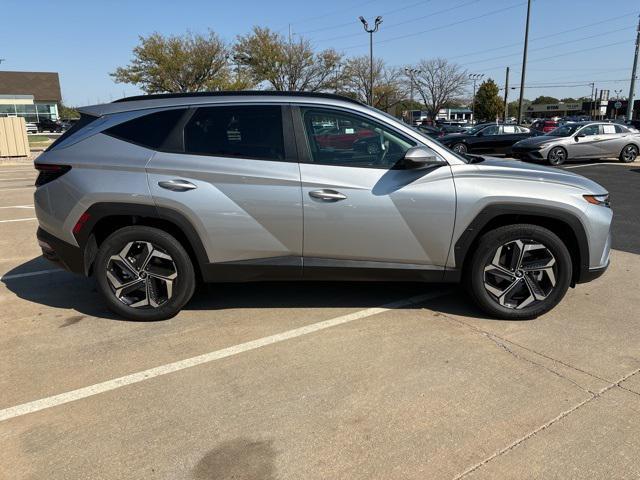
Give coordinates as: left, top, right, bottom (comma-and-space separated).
0, 0, 638, 106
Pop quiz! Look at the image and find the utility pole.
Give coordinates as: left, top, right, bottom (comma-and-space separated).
405, 67, 421, 124
359, 16, 383, 106
469, 73, 484, 124
503, 67, 510, 122
626, 15, 640, 121
517, 0, 532, 124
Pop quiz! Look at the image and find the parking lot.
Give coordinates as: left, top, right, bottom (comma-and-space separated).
1, 159, 639, 479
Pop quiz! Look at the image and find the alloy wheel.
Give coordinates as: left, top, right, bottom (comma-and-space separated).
483, 239, 557, 310
452, 143, 467, 154
548, 147, 566, 165
106, 241, 177, 308
621, 145, 638, 162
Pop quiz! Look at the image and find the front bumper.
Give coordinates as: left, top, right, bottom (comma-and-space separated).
37, 227, 87, 275
510, 148, 545, 161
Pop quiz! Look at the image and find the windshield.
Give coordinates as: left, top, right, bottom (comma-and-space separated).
546, 124, 580, 137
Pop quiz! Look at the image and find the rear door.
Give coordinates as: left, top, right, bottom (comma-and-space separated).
295, 106, 456, 277
146, 104, 303, 276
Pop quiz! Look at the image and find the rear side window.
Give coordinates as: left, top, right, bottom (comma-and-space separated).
184, 105, 284, 160
614, 124, 628, 134
46, 114, 98, 151
106, 108, 186, 149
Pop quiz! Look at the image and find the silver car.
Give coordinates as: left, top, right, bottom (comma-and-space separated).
33, 92, 612, 321
512, 121, 640, 165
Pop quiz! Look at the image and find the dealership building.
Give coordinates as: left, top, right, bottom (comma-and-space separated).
0, 71, 62, 122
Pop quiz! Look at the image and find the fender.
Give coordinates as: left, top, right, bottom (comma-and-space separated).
453, 203, 590, 283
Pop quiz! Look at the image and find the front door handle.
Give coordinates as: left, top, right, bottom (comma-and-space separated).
158, 179, 197, 192
309, 189, 347, 202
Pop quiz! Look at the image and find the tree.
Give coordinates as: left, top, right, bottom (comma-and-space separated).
111, 31, 242, 93
532, 95, 559, 104
474, 79, 503, 121
340, 56, 406, 110
411, 58, 468, 118
58, 102, 79, 119
560, 97, 577, 103
234, 27, 342, 92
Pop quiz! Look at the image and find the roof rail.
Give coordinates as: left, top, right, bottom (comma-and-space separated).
113, 90, 364, 106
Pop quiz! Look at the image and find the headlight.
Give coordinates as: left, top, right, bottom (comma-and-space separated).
583, 194, 610, 208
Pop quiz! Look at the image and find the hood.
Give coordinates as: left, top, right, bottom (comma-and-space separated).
471, 157, 607, 193
514, 135, 561, 148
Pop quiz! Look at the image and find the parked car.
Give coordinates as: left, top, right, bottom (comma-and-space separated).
438, 123, 540, 155
511, 121, 640, 165
25, 122, 38, 134
415, 124, 445, 139
531, 119, 559, 133
34, 91, 611, 321
37, 118, 63, 133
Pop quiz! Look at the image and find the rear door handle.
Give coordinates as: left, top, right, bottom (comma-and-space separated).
309, 189, 347, 202
158, 179, 197, 192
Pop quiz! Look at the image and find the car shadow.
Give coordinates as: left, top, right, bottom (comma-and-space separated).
1, 257, 517, 322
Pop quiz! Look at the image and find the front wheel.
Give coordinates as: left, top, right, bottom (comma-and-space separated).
619, 144, 638, 163
451, 143, 467, 154
547, 146, 567, 166
94, 226, 196, 321
466, 224, 572, 320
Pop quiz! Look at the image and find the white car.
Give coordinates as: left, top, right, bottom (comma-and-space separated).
25, 122, 38, 134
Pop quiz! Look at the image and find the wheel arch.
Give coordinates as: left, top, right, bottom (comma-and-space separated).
75, 203, 208, 280
454, 204, 589, 286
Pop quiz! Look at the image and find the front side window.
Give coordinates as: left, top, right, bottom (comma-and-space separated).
579, 124, 600, 136
482, 125, 500, 135
302, 108, 415, 169
184, 105, 284, 160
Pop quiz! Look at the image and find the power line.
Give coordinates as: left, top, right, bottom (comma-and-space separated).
276, 0, 380, 31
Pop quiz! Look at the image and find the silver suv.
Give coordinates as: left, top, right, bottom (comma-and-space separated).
34, 92, 612, 321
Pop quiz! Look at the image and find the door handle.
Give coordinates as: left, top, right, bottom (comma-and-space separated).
158, 179, 197, 192
309, 189, 347, 202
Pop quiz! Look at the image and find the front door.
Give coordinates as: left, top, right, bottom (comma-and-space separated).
296, 107, 456, 278
147, 104, 303, 278
570, 123, 601, 158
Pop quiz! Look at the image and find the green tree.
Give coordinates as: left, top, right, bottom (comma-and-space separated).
111, 31, 248, 93
560, 97, 577, 103
234, 27, 342, 92
474, 79, 503, 122
507, 99, 531, 118
58, 102, 79, 119
532, 95, 559, 104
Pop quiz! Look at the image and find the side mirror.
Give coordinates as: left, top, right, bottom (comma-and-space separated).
401, 146, 446, 169
575, 133, 584, 141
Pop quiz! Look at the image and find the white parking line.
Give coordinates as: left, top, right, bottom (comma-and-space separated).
0, 217, 37, 223
0, 290, 450, 422
0, 205, 34, 209
1, 269, 62, 281
563, 162, 634, 169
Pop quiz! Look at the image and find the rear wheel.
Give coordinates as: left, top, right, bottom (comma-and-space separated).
94, 226, 195, 321
619, 144, 638, 163
452, 143, 467, 154
466, 224, 572, 320
547, 146, 567, 166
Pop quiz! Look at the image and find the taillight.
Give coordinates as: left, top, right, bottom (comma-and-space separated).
34, 163, 71, 187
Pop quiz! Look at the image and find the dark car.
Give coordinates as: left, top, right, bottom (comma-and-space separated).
439, 123, 540, 155
415, 124, 445, 140
37, 118, 63, 133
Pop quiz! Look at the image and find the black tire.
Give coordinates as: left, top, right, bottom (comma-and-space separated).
452, 143, 468, 154
465, 224, 572, 320
547, 146, 567, 166
94, 226, 195, 321
619, 144, 638, 163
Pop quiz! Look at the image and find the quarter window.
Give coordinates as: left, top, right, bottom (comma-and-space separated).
302, 108, 415, 169
106, 109, 186, 149
184, 106, 284, 160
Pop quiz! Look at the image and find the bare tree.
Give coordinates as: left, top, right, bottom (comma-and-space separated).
412, 58, 468, 118
111, 31, 240, 93
234, 27, 342, 92
341, 56, 406, 111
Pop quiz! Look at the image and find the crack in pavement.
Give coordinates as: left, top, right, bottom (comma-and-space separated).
427, 310, 640, 479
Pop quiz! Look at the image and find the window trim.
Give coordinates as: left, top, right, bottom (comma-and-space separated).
180, 103, 295, 163
293, 104, 419, 170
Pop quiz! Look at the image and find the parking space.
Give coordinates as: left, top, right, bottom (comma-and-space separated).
1, 160, 639, 479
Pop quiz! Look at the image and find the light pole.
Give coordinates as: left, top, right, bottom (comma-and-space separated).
359, 15, 382, 106
405, 67, 421, 124
469, 73, 484, 124
614, 89, 623, 119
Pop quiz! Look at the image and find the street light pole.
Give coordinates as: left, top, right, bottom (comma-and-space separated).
469, 73, 484, 124
517, 0, 532, 124
405, 67, 421, 124
626, 15, 640, 121
359, 16, 383, 106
